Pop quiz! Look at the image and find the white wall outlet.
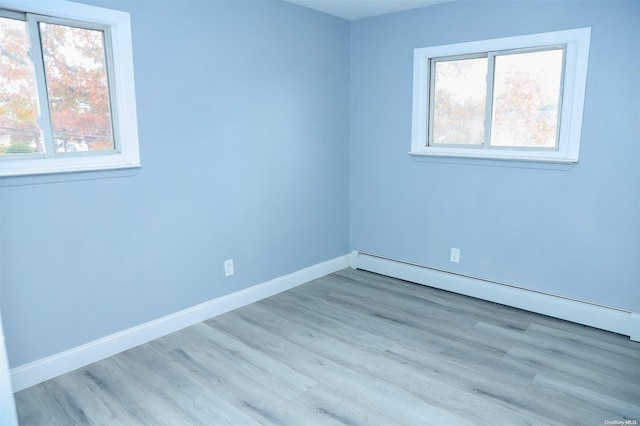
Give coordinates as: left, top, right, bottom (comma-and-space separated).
224, 259, 234, 277
450, 248, 461, 263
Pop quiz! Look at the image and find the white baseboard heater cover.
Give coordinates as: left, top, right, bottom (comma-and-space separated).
350, 251, 639, 342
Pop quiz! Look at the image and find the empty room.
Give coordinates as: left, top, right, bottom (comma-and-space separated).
0, 0, 638, 424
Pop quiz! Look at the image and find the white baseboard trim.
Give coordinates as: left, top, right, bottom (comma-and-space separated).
350, 251, 639, 341
11, 254, 350, 392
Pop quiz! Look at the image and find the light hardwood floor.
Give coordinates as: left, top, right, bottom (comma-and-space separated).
14, 268, 640, 425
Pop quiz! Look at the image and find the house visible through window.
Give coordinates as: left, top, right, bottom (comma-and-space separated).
411, 28, 591, 163
0, 0, 139, 177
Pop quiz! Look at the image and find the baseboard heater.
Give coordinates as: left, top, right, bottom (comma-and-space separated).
349, 250, 639, 341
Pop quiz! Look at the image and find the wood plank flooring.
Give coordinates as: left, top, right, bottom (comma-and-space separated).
14, 268, 640, 425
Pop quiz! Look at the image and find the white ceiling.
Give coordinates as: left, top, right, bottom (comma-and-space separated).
282, 0, 453, 20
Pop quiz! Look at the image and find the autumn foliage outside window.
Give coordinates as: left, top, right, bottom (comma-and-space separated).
429, 48, 564, 149
0, 16, 39, 154
0, 13, 114, 156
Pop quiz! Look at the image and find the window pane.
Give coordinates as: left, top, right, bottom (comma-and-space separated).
431, 57, 486, 146
0, 17, 43, 155
490, 49, 563, 148
39, 22, 114, 153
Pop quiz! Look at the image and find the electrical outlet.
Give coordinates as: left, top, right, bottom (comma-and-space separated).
450, 248, 460, 263
224, 259, 234, 277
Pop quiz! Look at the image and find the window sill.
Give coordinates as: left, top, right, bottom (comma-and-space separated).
0, 164, 141, 187
0, 150, 141, 177
409, 148, 579, 164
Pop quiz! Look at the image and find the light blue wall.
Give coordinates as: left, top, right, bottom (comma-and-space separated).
0, 0, 350, 367
350, 1, 640, 311
2, 0, 639, 370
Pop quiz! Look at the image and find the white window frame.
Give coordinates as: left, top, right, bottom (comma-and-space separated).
0, 0, 140, 177
410, 28, 591, 163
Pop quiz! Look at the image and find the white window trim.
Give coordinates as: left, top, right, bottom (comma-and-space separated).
410, 28, 591, 163
0, 0, 140, 177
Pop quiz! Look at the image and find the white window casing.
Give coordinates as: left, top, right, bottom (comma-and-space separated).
0, 0, 140, 177
410, 28, 591, 163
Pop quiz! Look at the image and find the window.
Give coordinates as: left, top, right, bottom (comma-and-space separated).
0, 0, 139, 177
411, 28, 591, 163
